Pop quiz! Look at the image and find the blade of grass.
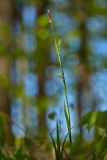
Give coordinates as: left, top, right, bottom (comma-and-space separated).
64, 104, 72, 145
48, 9, 73, 159
61, 131, 69, 160
50, 133, 58, 160
48, 9, 69, 109
56, 122, 61, 160
50, 123, 62, 160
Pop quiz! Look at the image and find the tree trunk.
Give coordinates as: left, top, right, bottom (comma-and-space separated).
74, 0, 91, 137
0, 0, 14, 145
35, 0, 51, 137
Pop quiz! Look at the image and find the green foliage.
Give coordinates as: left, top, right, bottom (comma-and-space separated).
0, 75, 10, 90
8, 146, 31, 160
80, 110, 98, 131
80, 110, 107, 132
0, 113, 7, 148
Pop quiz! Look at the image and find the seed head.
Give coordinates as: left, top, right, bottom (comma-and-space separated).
47, 9, 52, 23
58, 39, 62, 51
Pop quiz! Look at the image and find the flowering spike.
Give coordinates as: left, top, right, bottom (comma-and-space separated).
58, 39, 62, 51
47, 9, 52, 23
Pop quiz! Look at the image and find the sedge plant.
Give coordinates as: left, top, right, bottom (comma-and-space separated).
47, 9, 72, 159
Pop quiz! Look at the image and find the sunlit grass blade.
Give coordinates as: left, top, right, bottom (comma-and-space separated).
48, 10, 69, 108
53, 31, 69, 108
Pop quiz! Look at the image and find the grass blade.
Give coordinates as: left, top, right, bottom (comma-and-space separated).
56, 122, 61, 160
50, 133, 58, 159
64, 104, 72, 145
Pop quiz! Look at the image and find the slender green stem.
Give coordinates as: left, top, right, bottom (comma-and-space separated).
48, 10, 73, 158
50, 21, 69, 109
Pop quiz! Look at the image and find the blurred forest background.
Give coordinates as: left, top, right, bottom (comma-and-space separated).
0, 0, 107, 159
